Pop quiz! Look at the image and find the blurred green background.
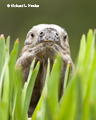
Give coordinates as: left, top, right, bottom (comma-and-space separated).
0, 0, 96, 62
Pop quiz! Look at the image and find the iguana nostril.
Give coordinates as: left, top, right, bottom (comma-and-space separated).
56, 33, 58, 36
55, 32, 59, 38
40, 31, 44, 37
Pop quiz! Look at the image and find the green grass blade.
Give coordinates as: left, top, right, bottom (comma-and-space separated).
63, 62, 71, 93
75, 75, 82, 120
77, 34, 86, 68
15, 69, 23, 120
23, 62, 40, 119
82, 57, 95, 120
0, 35, 5, 78
82, 30, 94, 100
88, 30, 96, 120
84, 30, 94, 64
26, 59, 36, 87
38, 59, 50, 120
0, 36, 10, 104
57, 74, 77, 120
22, 59, 35, 112
8, 39, 19, 120
89, 59, 96, 120
5, 36, 10, 58
44, 58, 50, 86
9, 39, 19, 103
45, 55, 61, 120
0, 59, 9, 103
12, 85, 17, 120
32, 59, 50, 120
0, 64, 9, 120
31, 95, 43, 120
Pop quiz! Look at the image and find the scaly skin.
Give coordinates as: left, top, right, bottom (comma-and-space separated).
16, 24, 74, 117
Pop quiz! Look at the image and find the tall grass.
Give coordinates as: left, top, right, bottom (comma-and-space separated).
0, 29, 96, 120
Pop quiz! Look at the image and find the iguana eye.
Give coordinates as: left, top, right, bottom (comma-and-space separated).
31, 33, 34, 38
63, 35, 67, 42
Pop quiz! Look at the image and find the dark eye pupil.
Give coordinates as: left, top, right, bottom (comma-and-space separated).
64, 36, 66, 41
31, 33, 34, 37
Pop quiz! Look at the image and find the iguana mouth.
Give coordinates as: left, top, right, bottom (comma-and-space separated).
28, 41, 67, 56
29, 40, 65, 52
